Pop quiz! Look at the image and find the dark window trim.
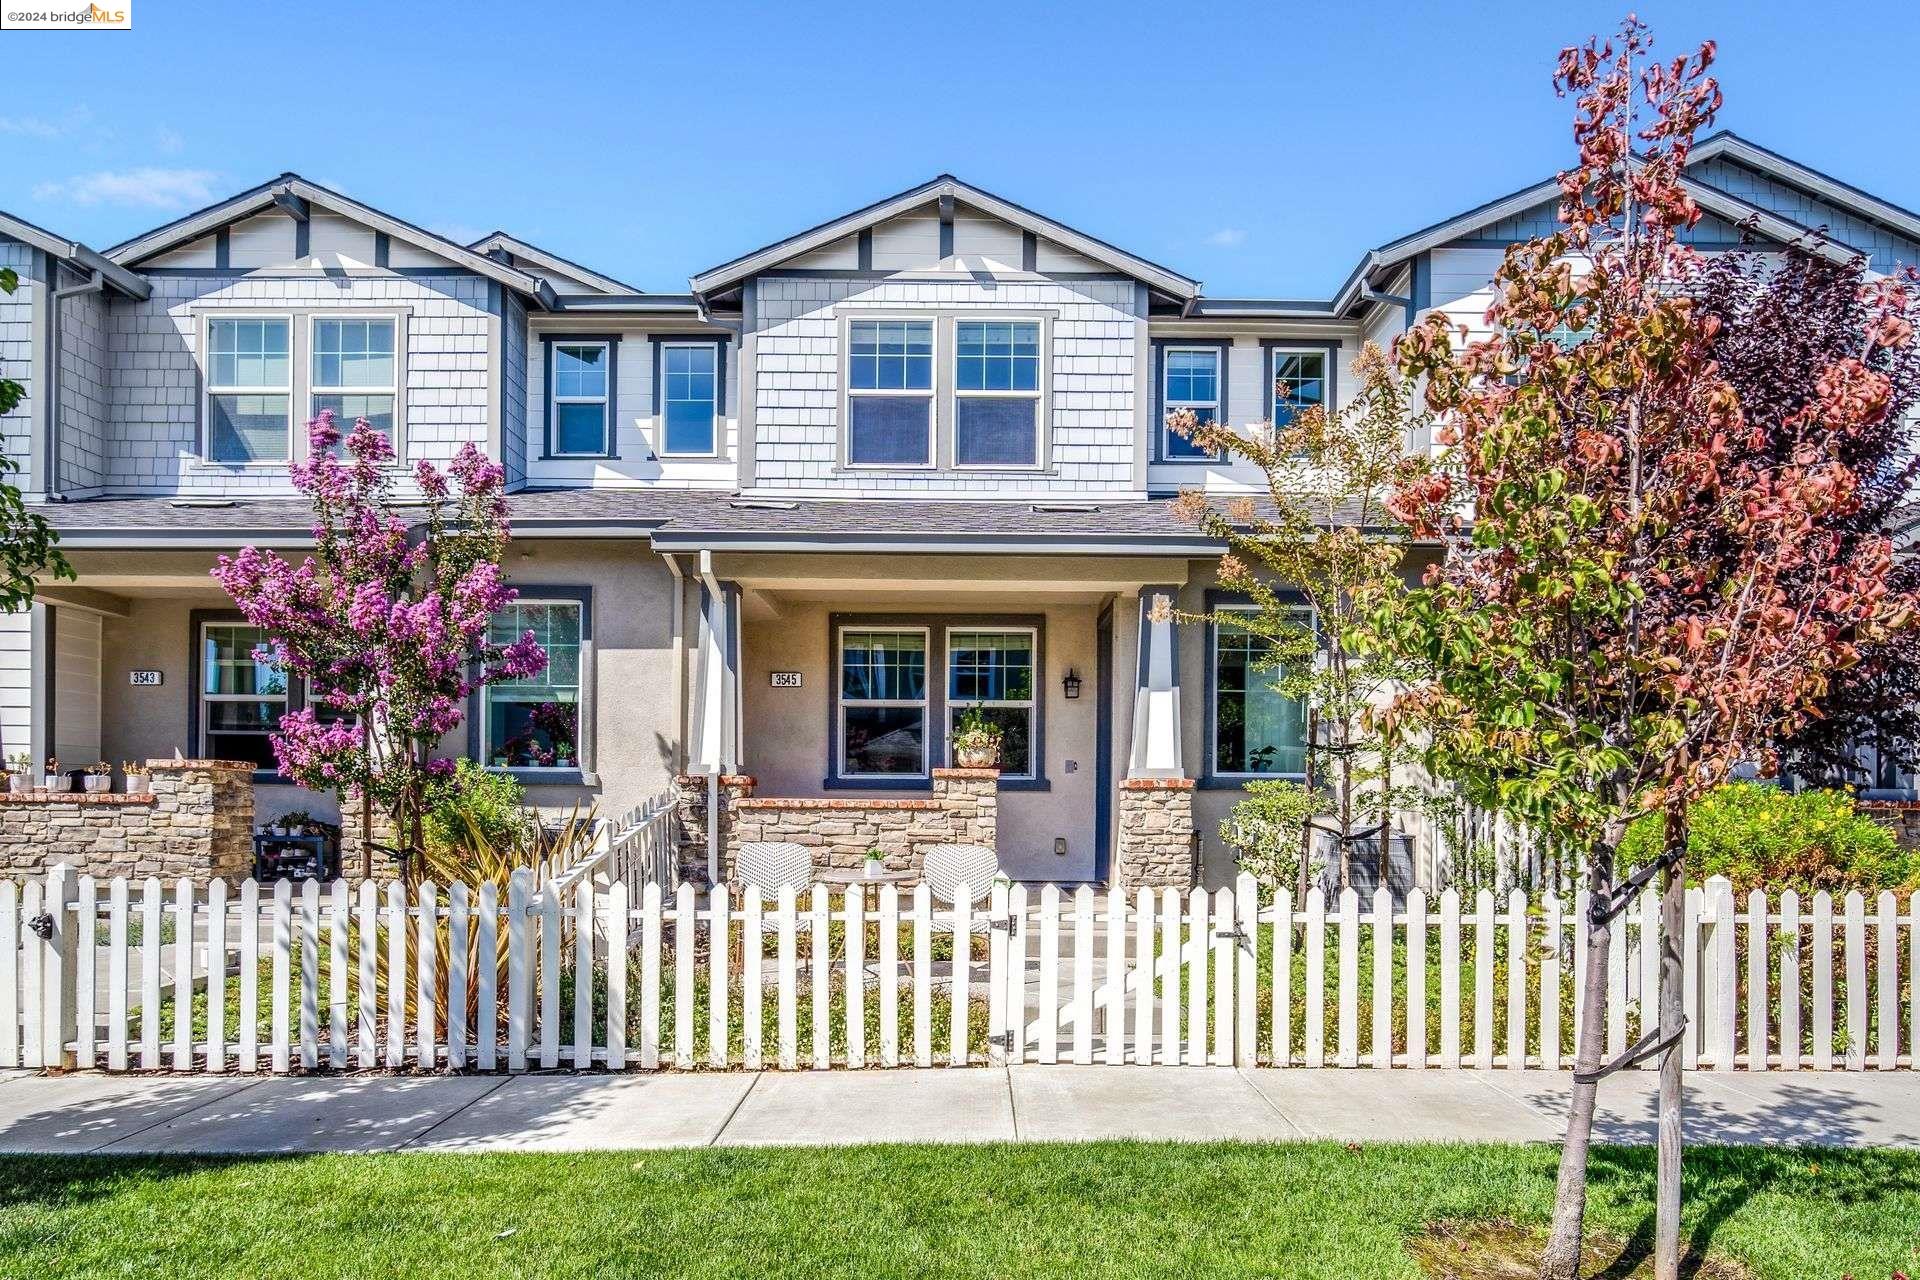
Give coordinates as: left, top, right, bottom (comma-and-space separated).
1199, 587, 1312, 790
1261, 338, 1340, 430
187, 608, 302, 785
467, 584, 597, 783
1152, 338, 1231, 464
825, 611, 1050, 792
650, 332, 730, 460
541, 333, 620, 461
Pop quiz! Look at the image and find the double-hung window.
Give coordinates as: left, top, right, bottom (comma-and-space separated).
311, 317, 397, 446
206, 317, 292, 463
1211, 606, 1310, 778
947, 628, 1036, 778
846, 320, 934, 466
659, 341, 719, 456
199, 622, 287, 769
550, 341, 612, 456
1270, 349, 1327, 427
954, 321, 1041, 467
839, 628, 929, 777
1163, 347, 1221, 460
484, 600, 583, 769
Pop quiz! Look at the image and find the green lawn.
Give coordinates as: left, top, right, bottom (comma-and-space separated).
0, 1143, 1914, 1279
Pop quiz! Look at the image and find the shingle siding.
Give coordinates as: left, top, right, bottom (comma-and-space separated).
750, 274, 1141, 496
1691, 157, 1920, 272
107, 271, 495, 495
54, 268, 110, 496
0, 239, 40, 484
501, 287, 528, 486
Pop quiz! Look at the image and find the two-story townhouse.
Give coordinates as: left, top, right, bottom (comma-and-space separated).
5, 133, 1915, 889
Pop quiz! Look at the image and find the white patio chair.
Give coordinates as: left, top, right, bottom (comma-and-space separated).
734, 840, 815, 932
921, 842, 999, 934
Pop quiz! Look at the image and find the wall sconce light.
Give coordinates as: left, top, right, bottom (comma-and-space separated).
1053, 837, 1068, 857
1062, 668, 1082, 699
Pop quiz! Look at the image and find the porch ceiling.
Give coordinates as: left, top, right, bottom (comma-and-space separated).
713, 552, 1191, 598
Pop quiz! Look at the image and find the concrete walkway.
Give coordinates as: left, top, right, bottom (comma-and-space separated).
0, 1066, 1913, 1155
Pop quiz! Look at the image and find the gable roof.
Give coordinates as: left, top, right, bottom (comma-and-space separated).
1690, 130, 1920, 246
689, 174, 1200, 302
467, 230, 642, 295
105, 173, 554, 304
0, 209, 149, 298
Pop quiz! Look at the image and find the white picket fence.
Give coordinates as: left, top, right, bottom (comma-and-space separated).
3, 868, 1914, 1074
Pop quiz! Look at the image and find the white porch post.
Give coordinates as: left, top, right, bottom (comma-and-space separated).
689, 553, 741, 885
1127, 588, 1183, 779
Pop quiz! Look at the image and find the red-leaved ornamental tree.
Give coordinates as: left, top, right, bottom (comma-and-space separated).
1380, 19, 1917, 1278
213, 412, 546, 878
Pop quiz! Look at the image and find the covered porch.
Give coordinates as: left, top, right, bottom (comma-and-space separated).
673, 548, 1199, 889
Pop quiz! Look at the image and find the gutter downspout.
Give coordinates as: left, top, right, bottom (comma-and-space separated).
46, 268, 106, 499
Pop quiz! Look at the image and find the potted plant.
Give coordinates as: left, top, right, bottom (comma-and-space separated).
122, 761, 151, 796
42, 756, 67, 793
83, 761, 112, 793
864, 846, 886, 881
554, 741, 575, 768
2, 751, 25, 794
952, 707, 1004, 769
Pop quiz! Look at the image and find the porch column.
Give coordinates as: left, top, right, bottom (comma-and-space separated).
1127, 587, 1183, 779
687, 559, 741, 885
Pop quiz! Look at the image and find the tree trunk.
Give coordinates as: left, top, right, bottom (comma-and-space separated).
1655, 810, 1688, 1279
1541, 854, 1616, 1280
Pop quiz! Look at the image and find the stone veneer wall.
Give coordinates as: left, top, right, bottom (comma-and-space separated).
0, 760, 254, 883
1116, 777, 1196, 888
337, 792, 402, 879
1859, 801, 1920, 851
674, 768, 999, 884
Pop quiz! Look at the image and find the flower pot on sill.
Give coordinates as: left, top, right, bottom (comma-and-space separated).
83, 776, 111, 793
864, 860, 883, 881
5, 775, 25, 794
42, 775, 69, 793
953, 743, 1001, 770
125, 778, 151, 796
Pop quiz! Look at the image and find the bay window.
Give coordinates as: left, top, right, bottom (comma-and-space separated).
206, 316, 291, 463
846, 320, 934, 466
839, 628, 929, 777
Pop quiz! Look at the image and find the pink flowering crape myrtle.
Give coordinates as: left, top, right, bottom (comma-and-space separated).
213, 412, 546, 873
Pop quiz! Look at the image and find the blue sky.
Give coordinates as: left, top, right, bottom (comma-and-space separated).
2, 0, 1913, 297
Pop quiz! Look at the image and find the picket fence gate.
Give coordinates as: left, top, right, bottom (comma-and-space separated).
3, 867, 1915, 1075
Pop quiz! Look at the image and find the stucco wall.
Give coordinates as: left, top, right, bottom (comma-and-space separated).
737, 594, 1102, 882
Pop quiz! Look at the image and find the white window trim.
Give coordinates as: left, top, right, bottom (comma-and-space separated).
951, 318, 1048, 472
549, 339, 614, 458
481, 598, 586, 772
1162, 344, 1223, 462
945, 624, 1038, 780
307, 312, 405, 454
841, 315, 938, 470
657, 338, 723, 459
198, 620, 287, 760
837, 624, 933, 780
201, 312, 294, 467
1269, 346, 1329, 426
1209, 604, 1312, 782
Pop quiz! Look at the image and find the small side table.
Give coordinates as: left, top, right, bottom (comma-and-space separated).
253, 833, 337, 883
812, 866, 919, 888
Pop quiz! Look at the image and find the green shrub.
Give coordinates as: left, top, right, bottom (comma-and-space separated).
1619, 781, 1920, 895
421, 759, 538, 858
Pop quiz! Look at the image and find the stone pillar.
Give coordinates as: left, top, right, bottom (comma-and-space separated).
673, 773, 755, 886
1860, 801, 1920, 850
1117, 777, 1196, 889
931, 768, 998, 850
337, 791, 401, 880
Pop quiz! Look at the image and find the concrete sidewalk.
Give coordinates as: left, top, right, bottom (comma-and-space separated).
0, 1066, 1913, 1156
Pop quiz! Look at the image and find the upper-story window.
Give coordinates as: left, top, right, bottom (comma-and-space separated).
659, 341, 719, 457
550, 340, 613, 457
1270, 349, 1327, 427
1163, 347, 1221, 461
846, 320, 934, 466
954, 321, 1041, 467
311, 318, 397, 446
206, 317, 291, 463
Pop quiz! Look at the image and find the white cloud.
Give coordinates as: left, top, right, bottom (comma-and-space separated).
0, 106, 92, 139
430, 222, 489, 247
155, 125, 184, 154
1206, 227, 1248, 248
33, 167, 221, 210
